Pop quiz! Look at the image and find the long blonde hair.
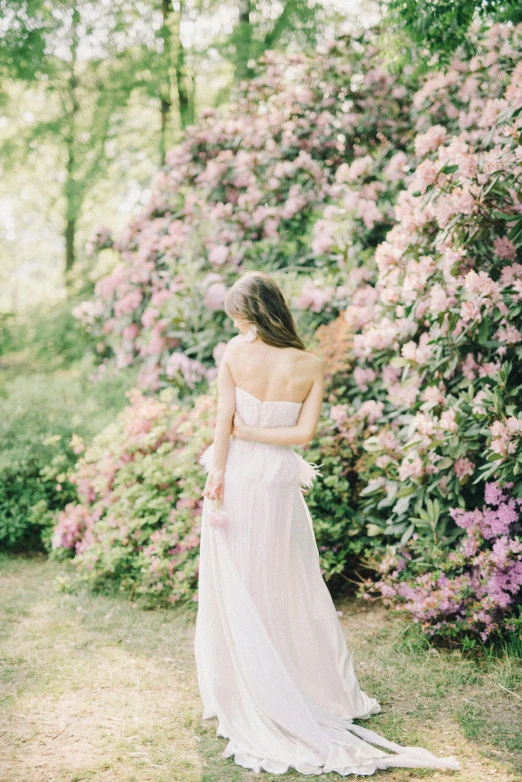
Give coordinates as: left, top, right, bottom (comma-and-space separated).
224, 271, 306, 351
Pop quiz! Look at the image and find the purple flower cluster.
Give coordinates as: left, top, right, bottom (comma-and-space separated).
364, 483, 522, 642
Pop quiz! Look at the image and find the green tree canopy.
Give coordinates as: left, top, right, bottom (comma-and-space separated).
387, 0, 522, 58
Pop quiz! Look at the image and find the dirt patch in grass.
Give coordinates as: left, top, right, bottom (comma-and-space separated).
0, 556, 521, 782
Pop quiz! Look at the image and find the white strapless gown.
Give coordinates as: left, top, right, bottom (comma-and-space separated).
194, 386, 460, 776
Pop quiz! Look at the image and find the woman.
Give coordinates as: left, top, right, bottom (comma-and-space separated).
195, 271, 459, 776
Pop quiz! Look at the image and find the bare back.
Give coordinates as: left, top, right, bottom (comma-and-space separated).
226, 337, 321, 404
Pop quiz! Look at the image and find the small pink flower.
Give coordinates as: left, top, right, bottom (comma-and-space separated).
70, 433, 85, 455
208, 504, 229, 529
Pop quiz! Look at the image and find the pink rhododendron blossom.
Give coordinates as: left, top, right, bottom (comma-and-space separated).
461, 354, 478, 380
52, 504, 92, 552
414, 124, 447, 156
383, 151, 408, 182
454, 458, 475, 480
151, 289, 175, 307
357, 198, 383, 229
165, 352, 206, 389
413, 159, 440, 194
494, 324, 522, 344
440, 409, 458, 432
494, 236, 517, 261
329, 404, 349, 429
204, 282, 227, 310
345, 155, 373, 181
500, 262, 522, 285
429, 283, 454, 313
296, 279, 335, 312
399, 456, 424, 481
353, 366, 377, 392
143, 324, 167, 356
94, 265, 127, 300
312, 219, 338, 256
114, 290, 143, 317
387, 382, 420, 408
420, 386, 446, 408
208, 245, 229, 265
460, 300, 481, 323
450, 187, 475, 216
122, 323, 139, 340
357, 400, 384, 423
141, 308, 159, 329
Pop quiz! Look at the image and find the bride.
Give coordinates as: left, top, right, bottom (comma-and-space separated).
195, 270, 460, 776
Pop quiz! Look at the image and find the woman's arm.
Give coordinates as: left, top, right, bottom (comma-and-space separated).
211, 346, 237, 471
232, 358, 324, 447
202, 341, 237, 504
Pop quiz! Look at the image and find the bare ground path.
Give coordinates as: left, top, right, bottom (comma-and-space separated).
0, 555, 521, 782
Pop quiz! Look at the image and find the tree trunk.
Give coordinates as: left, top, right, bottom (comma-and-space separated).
63, 7, 80, 280
160, 96, 171, 166
160, 0, 173, 164
160, 0, 193, 155
236, 0, 252, 81
175, 25, 192, 127
173, 0, 193, 129
65, 218, 76, 273
64, 77, 78, 274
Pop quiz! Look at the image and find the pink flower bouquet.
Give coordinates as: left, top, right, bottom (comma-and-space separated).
207, 499, 229, 530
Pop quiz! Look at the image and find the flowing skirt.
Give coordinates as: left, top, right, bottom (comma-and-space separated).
194, 445, 460, 776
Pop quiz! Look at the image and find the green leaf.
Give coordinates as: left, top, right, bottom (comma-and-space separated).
477, 317, 490, 346
384, 521, 408, 535
410, 516, 433, 529
393, 495, 412, 516
359, 479, 386, 496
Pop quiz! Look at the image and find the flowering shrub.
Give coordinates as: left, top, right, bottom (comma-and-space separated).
358, 483, 522, 645
315, 24, 522, 557
75, 30, 420, 391
51, 388, 217, 604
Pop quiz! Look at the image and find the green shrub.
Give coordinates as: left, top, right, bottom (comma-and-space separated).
16, 298, 97, 369
0, 364, 135, 551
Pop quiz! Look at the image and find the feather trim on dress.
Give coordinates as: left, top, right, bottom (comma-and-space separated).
199, 443, 215, 474
293, 452, 322, 488
199, 442, 321, 490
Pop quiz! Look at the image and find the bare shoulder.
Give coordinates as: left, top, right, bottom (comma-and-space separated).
298, 349, 324, 374
222, 334, 243, 360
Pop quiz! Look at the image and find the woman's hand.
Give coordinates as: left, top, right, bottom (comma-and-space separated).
232, 411, 251, 440
203, 469, 225, 504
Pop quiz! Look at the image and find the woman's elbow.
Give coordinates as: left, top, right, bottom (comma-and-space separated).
295, 429, 316, 446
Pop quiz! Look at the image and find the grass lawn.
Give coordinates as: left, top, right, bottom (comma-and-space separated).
0, 555, 521, 782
